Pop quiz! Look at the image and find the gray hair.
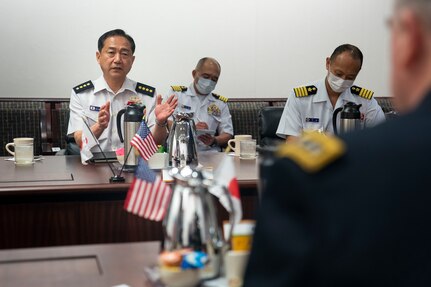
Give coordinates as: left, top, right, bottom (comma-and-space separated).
195, 57, 221, 72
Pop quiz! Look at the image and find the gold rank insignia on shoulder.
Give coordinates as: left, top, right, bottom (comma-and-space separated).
212, 93, 228, 103
136, 82, 155, 97
350, 85, 374, 100
171, 85, 188, 92
73, 81, 94, 94
276, 132, 345, 173
293, 85, 318, 98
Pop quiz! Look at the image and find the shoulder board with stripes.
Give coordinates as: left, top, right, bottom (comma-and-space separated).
171, 85, 188, 92
350, 85, 374, 100
73, 81, 94, 94
136, 82, 155, 97
293, 85, 318, 98
212, 93, 228, 103
277, 132, 345, 173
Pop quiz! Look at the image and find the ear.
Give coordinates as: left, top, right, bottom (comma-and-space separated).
131, 55, 135, 65
96, 51, 101, 64
325, 57, 330, 71
398, 9, 424, 68
192, 69, 197, 79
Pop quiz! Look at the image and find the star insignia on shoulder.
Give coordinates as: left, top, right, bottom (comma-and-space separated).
73, 81, 94, 94
136, 82, 155, 97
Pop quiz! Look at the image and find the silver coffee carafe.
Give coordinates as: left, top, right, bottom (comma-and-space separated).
116, 104, 145, 171
332, 102, 362, 135
163, 165, 235, 280
167, 112, 199, 168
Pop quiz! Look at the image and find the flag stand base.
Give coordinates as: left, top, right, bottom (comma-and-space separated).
110, 175, 126, 183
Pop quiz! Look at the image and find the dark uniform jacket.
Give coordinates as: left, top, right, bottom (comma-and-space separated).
244, 91, 431, 287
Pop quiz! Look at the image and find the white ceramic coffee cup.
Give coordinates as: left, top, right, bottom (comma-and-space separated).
227, 135, 252, 156
224, 250, 250, 287
239, 139, 257, 160
5, 137, 34, 165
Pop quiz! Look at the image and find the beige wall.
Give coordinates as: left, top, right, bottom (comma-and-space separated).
0, 0, 393, 99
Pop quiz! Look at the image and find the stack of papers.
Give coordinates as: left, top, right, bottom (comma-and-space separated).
196, 129, 216, 136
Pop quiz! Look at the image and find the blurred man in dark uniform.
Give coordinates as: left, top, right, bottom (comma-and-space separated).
244, 0, 431, 286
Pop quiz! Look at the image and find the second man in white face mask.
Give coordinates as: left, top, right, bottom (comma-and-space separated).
164, 57, 234, 152
277, 44, 386, 141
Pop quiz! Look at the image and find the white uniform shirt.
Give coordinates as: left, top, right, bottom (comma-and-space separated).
67, 76, 157, 152
165, 84, 234, 151
276, 78, 386, 138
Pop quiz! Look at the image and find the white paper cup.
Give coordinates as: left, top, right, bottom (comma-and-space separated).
224, 250, 250, 287
5, 137, 34, 165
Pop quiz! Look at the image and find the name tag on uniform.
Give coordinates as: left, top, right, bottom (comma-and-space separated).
305, 117, 319, 123
181, 104, 191, 110
90, 105, 100, 112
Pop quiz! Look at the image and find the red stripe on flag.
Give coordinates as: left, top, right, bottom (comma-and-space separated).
156, 184, 172, 221
138, 182, 152, 217
124, 173, 172, 221
149, 178, 169, 220
131, 133, 157, 160
124, 179, 137, 210
146, 178, 162, 220
133, 180, 146, 214
143, 182, 157, 219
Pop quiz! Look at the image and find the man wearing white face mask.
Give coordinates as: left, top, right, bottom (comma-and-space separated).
276, 44, 386, 141
165, 57, 234, 151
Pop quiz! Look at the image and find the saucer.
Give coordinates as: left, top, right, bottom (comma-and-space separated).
239, 156, 257, 160
5, 156, 44, 164
239, 153, 258, 160
15, 161, 35, 165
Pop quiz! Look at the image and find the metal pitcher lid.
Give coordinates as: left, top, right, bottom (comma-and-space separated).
174, 112, 194, 121
169, 165, 212, 187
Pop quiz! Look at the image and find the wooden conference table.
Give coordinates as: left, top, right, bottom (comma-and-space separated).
0, 241, 160, 287
0, 153, 259, 249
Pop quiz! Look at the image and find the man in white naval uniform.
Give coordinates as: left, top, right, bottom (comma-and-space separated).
165, 57, 233, 152
277, 44, 386, 141
67, 29, 177, 154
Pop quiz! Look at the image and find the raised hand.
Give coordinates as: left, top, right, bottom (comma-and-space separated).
98, 101, 110, 129
155, 94, 178, 123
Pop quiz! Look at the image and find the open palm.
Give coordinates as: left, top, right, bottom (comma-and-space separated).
155, 94, 178, 123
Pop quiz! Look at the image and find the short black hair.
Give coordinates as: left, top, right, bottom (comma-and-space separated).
330, 44, 363, 67
97, 29, 136, 54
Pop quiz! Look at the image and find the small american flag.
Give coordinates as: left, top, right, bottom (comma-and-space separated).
124, 157, 172, 221
130, 120, 158, 160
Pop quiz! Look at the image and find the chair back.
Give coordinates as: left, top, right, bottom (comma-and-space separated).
258, 106, 285, 147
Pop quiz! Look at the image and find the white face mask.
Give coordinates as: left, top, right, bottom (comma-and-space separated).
195, 77, 217, 95
327, 71, 354, 93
